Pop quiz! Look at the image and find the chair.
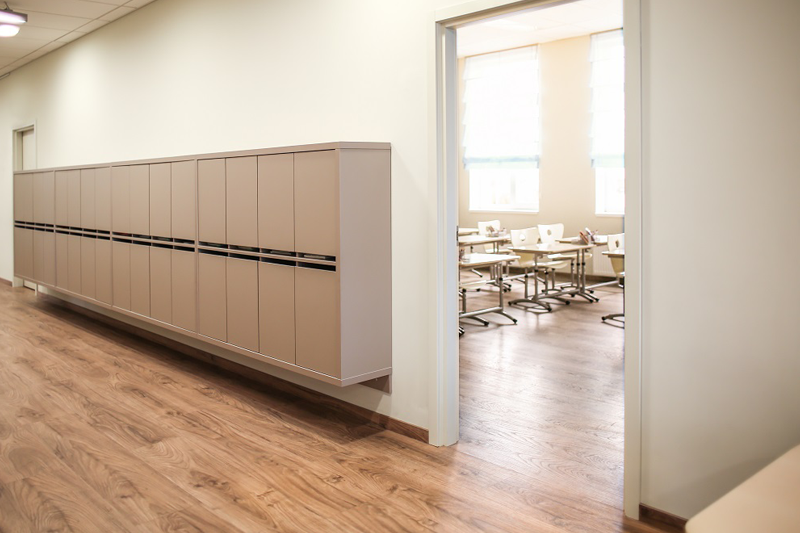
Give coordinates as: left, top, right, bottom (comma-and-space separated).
507, 227, 566, 312
538, 222, 593, 295
601, 233, 625, 325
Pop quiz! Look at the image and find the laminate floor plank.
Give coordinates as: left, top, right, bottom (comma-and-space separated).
0, 282, 674, 533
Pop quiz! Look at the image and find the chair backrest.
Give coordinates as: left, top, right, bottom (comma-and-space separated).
538, 223, 564, 244
607, 233, 624, 253
510, 227, 539, 247
478, 220, 501, 236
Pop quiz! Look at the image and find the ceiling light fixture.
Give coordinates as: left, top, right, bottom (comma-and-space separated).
0, 23, 20, 37
0, 3, 27, 25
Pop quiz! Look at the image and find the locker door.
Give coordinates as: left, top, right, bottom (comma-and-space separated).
33, 173, 44, 224
33, 230, 45, 283
67, 171, 81, 228
39, 172, 55, 226
55, 171, 69, 227
112, 241, 131, 310
293, 150, 339, 257
172, 161, 196, 242
43, 231, 56, 287
226, 256, 259, 351
67, 234, 81, 293
112, 167, 131, 234
95, 167, 112, 232
13, 174, 33, 222
56, 233, 69, 289
258, 154, 294, 252
198, 159, 226, 245
171, 249, 196, 332
150, 246, 172, 324
130, 165, 150, 236
81, 169, 96, 230
258, 261, 295, 364
14, 227, 33, 279
295, 265, 340, 377
150, 163, 171, 239
198, 252, 226, 341
81, 237, 96, 300
226, 157, 258, 248
95, 238, 113, 305
130, 244, 151, 316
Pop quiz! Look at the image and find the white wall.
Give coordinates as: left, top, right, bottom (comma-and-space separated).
0, 0, 450, 431
640, 0, 800, 519
459, 35, 624, 242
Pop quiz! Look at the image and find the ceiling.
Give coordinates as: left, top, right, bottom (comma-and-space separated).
0, 0, 156, 77
457, 0, 622, 58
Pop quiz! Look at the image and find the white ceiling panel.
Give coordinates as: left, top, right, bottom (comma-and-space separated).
0, 0, 159, 77
457, 0, 622, 58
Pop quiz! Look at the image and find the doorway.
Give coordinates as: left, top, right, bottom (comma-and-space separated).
13, 123, 37, 290
432, 0, 642, 519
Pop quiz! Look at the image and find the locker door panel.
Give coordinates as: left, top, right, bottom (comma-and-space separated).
43, 232, 56, 287
56, 233, 69, 289
295, 266, 340, 377
96, 239, 113, 305
81, 237, 96, 299
130, 165, 150, 236
171, 249, 196, 332
258, 262, 295, 364
257, 154, 294, 252
112, 241, 131, 310
67, 171, 81, 228
198, 159, 226, 245
67, 234, 81, 293
81, 169, 96, 230
14, 174, 33, 222
112, 167, 131, 234
95, 167, 112, 231
226, 157, 258, 248
172, 161, 196, 241
150, 246, 172, 324
226, 257, 259, 352
55, 172, 69, 227
198, 253, 226, 341
294, 150, 339, 257
130, 244, 151, 316
33, 230, 45, 283
40, 172, 55, 226
150, 163, 171, 239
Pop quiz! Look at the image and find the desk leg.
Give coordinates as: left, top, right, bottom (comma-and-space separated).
574, 249, 599, 303
495, 263, 517, 324
509, 264, 552, 312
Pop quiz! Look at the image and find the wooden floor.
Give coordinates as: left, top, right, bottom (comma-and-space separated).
0, 282, 668, 532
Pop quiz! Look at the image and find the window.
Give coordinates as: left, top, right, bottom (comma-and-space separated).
590, 30, 625, 215
463, 46, 540, 212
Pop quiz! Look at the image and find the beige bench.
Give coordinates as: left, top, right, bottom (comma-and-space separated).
686, 444, 800, 533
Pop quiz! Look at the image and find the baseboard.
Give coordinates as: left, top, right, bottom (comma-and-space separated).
36, 292, 429, 444
0, 277, 12, 286
639, 504, 687, 532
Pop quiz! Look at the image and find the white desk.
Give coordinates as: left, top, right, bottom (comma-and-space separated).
459, 253, 519, 326
458, 234, 510, 254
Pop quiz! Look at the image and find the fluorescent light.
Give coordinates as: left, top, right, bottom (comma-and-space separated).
0, 23, 19, 37
0, 4, 27, 25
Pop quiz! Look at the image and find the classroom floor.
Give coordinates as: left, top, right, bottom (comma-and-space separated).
0, 282, 672, 532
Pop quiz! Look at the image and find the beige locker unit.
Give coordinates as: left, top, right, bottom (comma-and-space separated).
80, 169, 96, 230
67, 234, 81, 294
258, 261, 295, 364
198, 159, 226, 245
130, 244, 151, 317
11, 142, 391, 388
55, 171, 69, 227
112, 167, 131, 234
81, 237, 96, 300
95, 167, 112, 232
13, 227, 34, 280
294, 150, 339, 258
150, 246, 172, 324
226, 256, 259, 352
14, 174, 33, 222
198, 252, 226, 341
34, 172, 55, 225
55, 233, 69, 289
95, 238, 113, 305
171, 248, 196, 332
67, 171, 81, 228
171, 161, 196, 242
258, 154, 294, 252
226, 157, 258, 248
112, 241, 131, 310
150, 163, 171, 239
130, 165, 150, 236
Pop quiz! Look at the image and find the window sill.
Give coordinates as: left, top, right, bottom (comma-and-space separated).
469, 209, 539, 215
594, 212, 625, 217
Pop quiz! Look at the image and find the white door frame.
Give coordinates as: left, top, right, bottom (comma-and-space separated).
429, 0, 643, 519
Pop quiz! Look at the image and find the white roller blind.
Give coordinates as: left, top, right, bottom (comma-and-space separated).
590, 30, 625, 168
